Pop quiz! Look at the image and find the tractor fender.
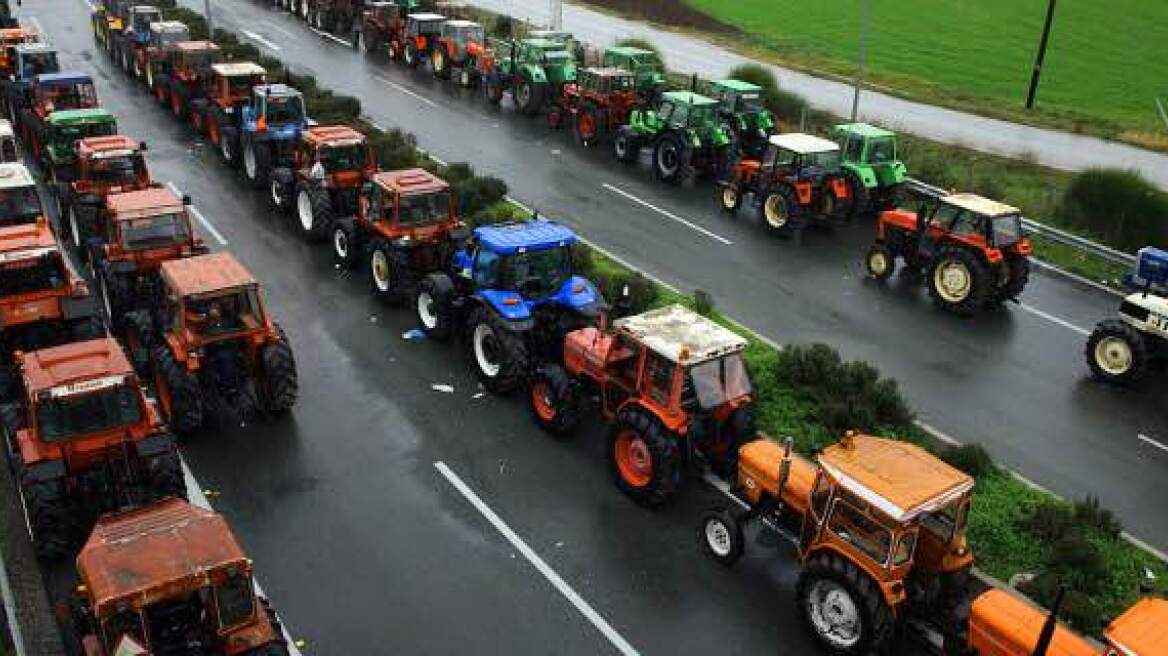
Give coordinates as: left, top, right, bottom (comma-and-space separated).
551, 275, 605, 317
474, 291, 534, 328
20, 458, 65, 483
843, 163, 879, 189
134, 431, 177, 458
615, 397, 687, 436
520, 64, 546, 84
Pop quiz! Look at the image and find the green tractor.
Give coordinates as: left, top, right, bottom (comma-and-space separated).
42, 108, 118, 186
831, 122, 906, 216
481, 38, 576, 115
706, 78, 775, 159
612, 90, 736, 184
602, 46, 666, 100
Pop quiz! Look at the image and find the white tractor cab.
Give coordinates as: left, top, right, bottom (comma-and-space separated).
0, 162, 41, 227
0, 118, 15, 161
1086, 246, 1168, 384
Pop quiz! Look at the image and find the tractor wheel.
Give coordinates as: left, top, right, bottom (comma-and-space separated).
528, 363, 580, 435
797, 552, 894, 655
485, 78, 503, 105
467, 305, 529, 394
607, 407, 682, 506
613, 127, 639, 163
258, 325, 299, 415
1085, 319, 1148, 385
762, 187, 799, 237
515, 78, 546, 115
719, 184, 743, 215
295, 181, 332, 240
699, 508, 743, 567
844, 170, 870, 218
993, 252, 1030, 303
243, 140, 272, 187
123, 310, 155, 376
415, 272, 455, 339
98, 267, 130, 329
219, 126, 240, 168
575, 103, 605, 147
147, 450, 187, 500
153, 344, 203, 434
152, 72, 168, 106
458, 67, 474, 88
269, 172, 294, 214
69, 314, 105, 342
331, 217, 362, 268
404, 42, 419, 67
367, 240, 409, 303
865, 244, 895, 281
927, 246, 991, 315
20, 478, 72, 560
432, 46, 450, 79
653, 132, 686, 183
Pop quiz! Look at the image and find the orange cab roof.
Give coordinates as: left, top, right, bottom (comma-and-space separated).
373, 168, 448, 195
106, 187, 183, 220
304, 125, 365, 146
1105, 597, 1168, 656
818, 433, 973, 522
0, 28, 34, 42
175, 40, 220, 51
969, 589, 1098, 656
20, 337, 133, 395
0, 219, 56, 256
161, 252, 256, 297
78, 135, 140, 155
78, 499, 249, 615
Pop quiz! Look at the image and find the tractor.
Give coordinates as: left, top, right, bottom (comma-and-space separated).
157, 40, 221, 120
194, 63, 282, 170
203, 74, 306, 189
91, 0, 130, 51
394, 12, 445, 67
832, 122, 907, 217
706, 78, 776, 160
1, 43, 59, 123
124, 252, 298, 433
0, 337, 185, 559
303, 0, 362, 34
480, 38, 577, 115
559, 66, 638, 147
55, 135, 153, 261
110, 4, 163, 79
72, 499, 291, 655
0, 119, 13, 161
37, 108, 119, 189
720, 132, 851, 236
866, 192, 1032, 315
413, 217, 605, 393
602, 46, 666, 101
140, 20, 189, 95
269, 124, 376, 240
90, 187, 206, 334
18, 72, 101, 161
0, 163, 43, 227
357, 1, 413, 58
1085, 247, 1168, 385
613, 91, 736, 184
0, 26, 37, 79
432, 19, 485, 86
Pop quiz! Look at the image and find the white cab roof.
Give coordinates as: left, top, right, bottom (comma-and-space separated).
768, 133, 839, 154
0, 163, 35, 189
211, 62, 266, 77
0, 119, 12, 139
941, 193, 1020, 217
444, 20, 480, 27
616, 304, 746, 366
408, 13, 446, 20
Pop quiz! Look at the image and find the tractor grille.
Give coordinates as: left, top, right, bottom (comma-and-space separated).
1119, 301, 1150, 322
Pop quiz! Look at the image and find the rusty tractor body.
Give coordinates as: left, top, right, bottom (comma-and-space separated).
19, 72, 100, 162
358, 1, 411, 58
125, 252, 298, 433
531, 304, 755, 505
157, 40, 222, 120
720, 132, 851, 236
867, 193, 1032, 315
140, 20, 189, 97
190, 62, 266, 159
432, 19, 485, 85
0, 163, 44, 228
0, 337, 184, 558
73, 498, 289, 655
269, 125, 376, 240
56, 135, 153, 263
560, 67, 638, 148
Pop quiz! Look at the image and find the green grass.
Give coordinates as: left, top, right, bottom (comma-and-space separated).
683, 0, 1168, 146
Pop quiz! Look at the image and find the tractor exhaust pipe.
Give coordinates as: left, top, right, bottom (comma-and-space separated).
775, 437, 793, 512
1032, 584, 1067, 656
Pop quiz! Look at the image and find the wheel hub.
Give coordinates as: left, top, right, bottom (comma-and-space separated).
417, 291, 437, 328
473, 323, 501, 377
371, 250, 391, 291
765, 195, 788, 228
1095, 336, 1133, 374
936, 260, 972, 301
334, 227, 349, 258
705, 519, 731, 557
297, 190, 315, 232
808, 580, 861, 648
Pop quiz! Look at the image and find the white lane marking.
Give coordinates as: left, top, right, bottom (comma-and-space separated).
263, 21, 299, 39
242, 30, 282, 51
602, 183, 732, 245
914, 419, 961, 446
373, 75, 437, 107
1019, 302, 1090, 336
308, 26, 352, 47
1138, 433, 1168, 454
419, 150, 447, 166
182, 460, 303, 655
167, 182, 229, 246
434, 461, 640, 656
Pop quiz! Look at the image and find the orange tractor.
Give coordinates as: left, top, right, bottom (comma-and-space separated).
269, 124, 376, 241
558, 67, 639, 148
0, 337, 185, 558
155, 40, 221, 121
529, 304, 756, 506
125, 252, 298, 433
866, 192, 1032, 315
432, 19, 486, 86
0, 26, 38, 78
72, 498, 291, 655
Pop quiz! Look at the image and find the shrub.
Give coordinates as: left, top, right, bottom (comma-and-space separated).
493, 13, 513, 38
1058, 168, 1168, 252
367, 128, 420, 170
452, 174, 508, 217
1021, 500, 1076, 542
1073, 496, 1123, 539
775, 344, 913, 433
1022, 574, 1103, 633
727, 63, 778, 95
937, 443, 997, 479
570, 242, 597, 280
691, 290, 715, 316
599, 271, 657, 318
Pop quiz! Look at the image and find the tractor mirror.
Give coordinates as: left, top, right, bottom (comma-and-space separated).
1140, 566, 1157, 594
182, 194, 192, 205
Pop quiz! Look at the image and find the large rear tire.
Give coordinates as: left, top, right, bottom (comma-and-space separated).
762, 187, 799, 237
993, 252, 1030, 303
258, 325, 299, 414
515, 78, 546, 115
296, 182, 332, 240
20, 478, 72, 560
528, 364, 580, 435
414, 273, 455, 339
928, 246, 991, 315
575, 103, 605, 147
367, 239, 409, 303
653, 132, 685, 183
719, 184, 742, 215
797, 552, 893, 655
243, 139, 272, 187
613, 127, 639, 163
607, 407, 682, 506
1085, 319, 1148, 385
843, 170, 869, 219
432, 46, 450, 79
467, 305, 528, 394
153, 345, 203, 434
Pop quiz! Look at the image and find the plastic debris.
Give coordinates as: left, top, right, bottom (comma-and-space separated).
203, 489, 220, 499
370, 316, 377, 323
472, 392, 485, 399
431, 384, 455, 393
402, 328, 426, 340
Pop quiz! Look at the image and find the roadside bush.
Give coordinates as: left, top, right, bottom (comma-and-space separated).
1058, 168, 1168, 252
776, 344, 913, 434
1022, 574, 1102, 633
1073, 496, 1123, 539
367, 128, 420, 170
937, 443, 997, 479
493, 13, 513, 38
1021, 500, 1077, 542
163, 8, 209, 39
599, 271, 657, 318
452, 174, 508, 217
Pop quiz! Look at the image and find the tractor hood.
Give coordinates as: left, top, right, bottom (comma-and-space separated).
479, 276, 604, 321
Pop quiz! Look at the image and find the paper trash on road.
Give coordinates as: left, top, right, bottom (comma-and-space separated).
431, 384, 455, 393
402, 328, 427, 340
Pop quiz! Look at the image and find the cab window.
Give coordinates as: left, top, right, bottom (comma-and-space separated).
892, 530, 917, 567
609, 334, 641, 387
473, 248, 500, 287
843, 136, 864, 163
828, 498, 893, 565
642, 352, 675, 406
215, 573, 256, 631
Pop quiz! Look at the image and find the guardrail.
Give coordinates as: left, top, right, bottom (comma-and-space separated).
903, 178, 1137, 268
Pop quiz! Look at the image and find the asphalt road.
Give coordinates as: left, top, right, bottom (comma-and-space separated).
479, 0, 1168, 190
17, 1, 904, 654
143, 0, 1168, 555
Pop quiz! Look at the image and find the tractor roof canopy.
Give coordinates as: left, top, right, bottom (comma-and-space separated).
408, 12, 445, 21
211, 61, 265, 78
106, 187, 184, 221
443, 19, 479, 27
711, 78, 762, 93
1104, 597, 1168, 655
616, 304, 746, 366
46, 107, 115, 125
162, 252, 257, 298
583, 66, 633, 79
15, 42, 54, 55
35, 71, 92, 87
606, 45, 655, 58
254, 83, 301, 99
303, 125, 365, 147
175, 39, 219, 52
150, 20, 188, 35
77, 134, 141, 156
475, 220, 575, 256
832, 122, 895, 140
0, 218, 56, 256
661, 90, 718, 108
818, 433, 974, 523
940, 193, 1019, 218
78, 499, 251, 616
373, 168, 448, 195
19, 336, 134, 396
768, 132, 839, 155
0, 162, 34, 189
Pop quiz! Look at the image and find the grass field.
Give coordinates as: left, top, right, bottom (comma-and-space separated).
679, 0, 1168, 144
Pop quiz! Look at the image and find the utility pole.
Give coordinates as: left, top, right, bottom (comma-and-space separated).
204, 0, 214, 37
850, 0, 868, 122
1156, 97, 1168, 131
1025, 0, 1057, 109
549, 0, 562, 30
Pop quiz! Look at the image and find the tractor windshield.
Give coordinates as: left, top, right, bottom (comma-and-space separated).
183, 288, 263, 337
215, 574, 256, 631
132, 9, 161, 32
920, 499, 969, 544
867, 137, 896, 164
687, 353, 751, 410
265, 95, 303, 124
319, 143, 367, 173
119, 213, 190, 250
801, 150, 841, 173
452, 25, 484, 43
40, 81, 98, 111
0, 251, 65, 294
101, 609, 146, 654
828, 493, 895, 566
992, 213, 1023, 247
89, 152, 146, 184
36, 384, 142, 442
226, 75, 255, 96
631, 53, 661, 72
687, 104, 715, 128
0, 185, 43, 225
397, 191, 450, 227
20, 51, 58, 78
496, 245, 572, 297
736, 92, 763, 113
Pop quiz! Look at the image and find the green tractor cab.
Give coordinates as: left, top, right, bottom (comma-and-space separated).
602, 46, 666, 100
614, 90, 735, 184
44, 107, 118, 185
707, 78, 775, 159
831, 122, 906, 216
482, 38, 577, 115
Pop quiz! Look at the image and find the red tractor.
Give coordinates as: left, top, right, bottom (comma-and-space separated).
188, 61, 266, 146
357, 1, 409, 58
72, 499, 290, 655
18, 72, 100, 159
558, 66, 638, 147
269, 124, 376, 240
125, 252, 298, 433
394, 12, 445, 66
140, 20, 189, 93
528, 303, 756, 506
432, 19, 486, 86
866, 192, 1032, 315
0, 337, 185, 558
155, 40, 222, 120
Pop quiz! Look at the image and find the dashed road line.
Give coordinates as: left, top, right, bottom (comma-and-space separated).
373, 75, 437, 107
434, 461, 640, 656
242, 29, 282, 51
602, 183, 732, 245
262, 21, 299, 39
1019, 302, 1090, 336
308, 26, 352, 47
167, 182, 229, 246
1138, 433, 1168, 454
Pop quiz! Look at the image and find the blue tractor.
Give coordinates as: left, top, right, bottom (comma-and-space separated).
225, 83, 308, 189
413, 218, 606, 393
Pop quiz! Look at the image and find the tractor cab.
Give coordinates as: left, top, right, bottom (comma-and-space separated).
32, 72, 99, 116
833, 123, 903, 179
453, 219, 590, 304
0, 121, 16, 161
43, 109, 119, 182
147, 20, 189, 56
298, 125, 374, 188
0, 163, 42, 226
125, 5, 162, 44
914, 193, 1029, 252
0, 219, 83, 323
72, 135, 151, 196
654, 91, 722, 133
171, 40, 221, 81
160, 252, 270, 346
577, 67, 636, 95
528, 29, 579, 59
247, 84, 305, 134
760, 133, 842, 179
440, 19, 484, 56
11, 43, 59, 81
708, 79, 768, 119
406, 12, 445, 38
519, 38, 575, 80
602, 46, 666, 97
0, 27, 36, 76
362, 168, 456, 240
208, 62, 266, 110
102, 187, 199, 264
75, 499, 284, 656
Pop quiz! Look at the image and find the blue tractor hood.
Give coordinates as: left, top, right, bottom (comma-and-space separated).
35, 71, 92, 88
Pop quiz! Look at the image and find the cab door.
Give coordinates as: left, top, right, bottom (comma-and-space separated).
799, 469, 832, 555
